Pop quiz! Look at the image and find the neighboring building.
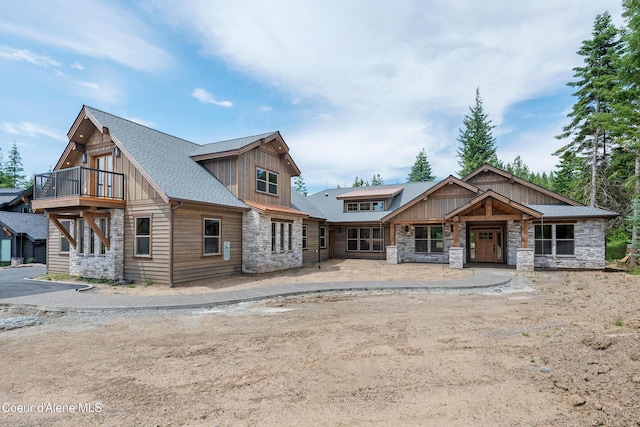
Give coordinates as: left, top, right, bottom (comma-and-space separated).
0, 187, 47, 265
32, 106, 617, 285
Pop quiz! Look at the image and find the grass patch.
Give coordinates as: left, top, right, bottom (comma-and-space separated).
614, 317, 624, 327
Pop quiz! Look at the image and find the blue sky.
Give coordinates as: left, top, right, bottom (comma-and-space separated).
0, 0, 624, 194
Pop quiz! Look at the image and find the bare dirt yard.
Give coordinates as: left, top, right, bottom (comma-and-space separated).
1, 260, 639, 426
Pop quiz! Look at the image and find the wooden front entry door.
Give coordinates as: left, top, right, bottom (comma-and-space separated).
470, 228, 503, 263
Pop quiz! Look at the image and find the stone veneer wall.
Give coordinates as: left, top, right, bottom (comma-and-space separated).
516, 248, 534, 271
69, 209, 124, 280
395, 223, 466, 264
506, 220, 520, 266
534, 219, 607, 269
242, 209, 303, 274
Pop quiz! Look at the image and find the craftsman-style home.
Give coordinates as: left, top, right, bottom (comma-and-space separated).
33, 106, 616, 285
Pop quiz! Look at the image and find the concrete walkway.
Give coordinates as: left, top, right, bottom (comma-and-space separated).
0, 269, 515, 312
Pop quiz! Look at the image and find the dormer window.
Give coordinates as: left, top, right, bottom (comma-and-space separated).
346, 201, 384, 212
257, 168, 278, 196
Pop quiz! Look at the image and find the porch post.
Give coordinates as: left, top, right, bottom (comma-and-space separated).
517, 215, 534, 271
449, 217, 463, 269
521, 216, 529, 248
453, 218, 460, 247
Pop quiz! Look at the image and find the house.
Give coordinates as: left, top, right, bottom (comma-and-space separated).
0, 187, 47, 265
32, 106, 616, 285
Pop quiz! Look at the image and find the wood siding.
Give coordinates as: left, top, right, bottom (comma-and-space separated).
123, 200, 170, 285
330, 224, 390, 260
200, 157, 238, 197
467, 172, 565, 205
172, 204, 243, 284
46, 220, 70, 274
302, 219, 329, 265
393, 186, 477, 221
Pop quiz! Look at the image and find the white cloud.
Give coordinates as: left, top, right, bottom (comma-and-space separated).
192, 88, 233, 107
259, 105, 273, 112
150, 0, 622, 190
71, 62, 85, 70
0, 1, 173, 72
0, 45, 60, 67
79, 81, 100, 90
0, 122, 65, 141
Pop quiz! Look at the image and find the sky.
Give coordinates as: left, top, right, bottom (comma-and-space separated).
0, 0, 625, 194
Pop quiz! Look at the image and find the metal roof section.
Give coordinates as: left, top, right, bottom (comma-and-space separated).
83, 107, 248, 210
0, 212, 47, 241
526, 204, 618, 219
243, 200, 309, 218
336, 187, 404, 200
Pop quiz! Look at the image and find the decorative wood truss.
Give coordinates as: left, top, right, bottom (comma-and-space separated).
48, 210, 111, 250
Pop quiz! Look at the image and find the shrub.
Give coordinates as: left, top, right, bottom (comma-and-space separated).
606, 240, 627, 261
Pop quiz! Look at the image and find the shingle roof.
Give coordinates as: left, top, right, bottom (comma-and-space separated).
291, 191, 327, 220
84, 107, 248, 210
527, 204, 618, 219
0, 212, 47, 241
190, 132, 277, 157
0, 188, 26, 207
306, 181, 439, 223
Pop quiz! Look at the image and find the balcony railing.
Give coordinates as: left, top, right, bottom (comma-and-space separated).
34, 166, 125, 201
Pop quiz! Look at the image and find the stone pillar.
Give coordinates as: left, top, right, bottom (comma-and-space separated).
386, 245, 398, 264
516, 248, 534, 271
449, 247, 463, 269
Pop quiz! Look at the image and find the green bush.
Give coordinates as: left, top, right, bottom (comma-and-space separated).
606, 240, 628, 261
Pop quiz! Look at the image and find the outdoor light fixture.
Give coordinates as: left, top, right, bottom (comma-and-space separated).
404, 225, 409, 232
82, 153, 87, 164
114, 147, 121, 157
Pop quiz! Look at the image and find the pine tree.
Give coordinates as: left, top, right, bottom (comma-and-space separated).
371, 174, 384, 186
555, 12, 623, 206
407, 148, 435, 182
552, 151, 582, 199
4, 142, 26, 188
352, 176, 369, 187
457, 88, 500, 177
293, 175, 308, 196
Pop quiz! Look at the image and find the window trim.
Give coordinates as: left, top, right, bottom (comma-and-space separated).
302, 225, 308, 250
203, 218, 221, 256
345, 200, 385, 212
414, 225, 444, 254
77, 219, 85, 256
134, 216, 152, 258
534, 223, 575, 257
319, 226, 327, 249
256, 167, 279, 196
59, 219, 73, 254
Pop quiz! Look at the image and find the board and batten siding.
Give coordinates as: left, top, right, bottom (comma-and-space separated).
46, 219, 70, 275
302, 219, 329, 266
467, 172, 563, 205
237, 144, 293, 207
200, 157, 238, 198
172, 205, 243, 285
123, 200, 170, 285
393, 185, 477, 221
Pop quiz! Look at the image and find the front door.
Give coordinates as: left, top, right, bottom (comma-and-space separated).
469, 228, 503, 263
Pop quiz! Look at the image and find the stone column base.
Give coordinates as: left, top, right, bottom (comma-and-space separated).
386, 245, 398, 264
516, 248, 534, 271
449, 247, 463, 269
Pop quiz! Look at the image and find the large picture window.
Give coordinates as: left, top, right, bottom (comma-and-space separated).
535, 224, 574, 256
135, 217, 151, 257
257, 168, 278, 195
204, 218, 221, 255
347, 227, 383, 252
415, 226, 444, 253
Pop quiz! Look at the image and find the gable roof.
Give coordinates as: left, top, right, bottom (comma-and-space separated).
444, 190, 542, 220
0, 188, 27, 208
463, 164, 582, 206
0, 212, 47, 241
79, 106, 248, 210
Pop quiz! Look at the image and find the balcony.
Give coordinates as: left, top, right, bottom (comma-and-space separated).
32, 166, 125, 211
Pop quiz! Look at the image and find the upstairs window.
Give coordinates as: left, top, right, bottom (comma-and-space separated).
345, 201, 384, 212
257, 168, 278, 196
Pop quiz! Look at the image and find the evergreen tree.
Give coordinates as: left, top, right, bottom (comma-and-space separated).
407, 148, 435, 182
293, 175, 308, 196
457, 88, 500, 177
0, 148, 10, 188
552, 151, 583, 198
352, 176, 369, 187
504, 155, 531, 179
371, 174, 384, 186
555, 12, 623, 206
4, 142, 25, 188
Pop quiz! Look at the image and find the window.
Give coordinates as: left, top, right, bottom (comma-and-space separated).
100, 218, 109, 255
345, 201, 384, 212
347, 227, 383, 252
320, 226, 327, 249
535, 224, 574, 256
257, 168, 278, 195
135, 217, 151, 256
77, 220, 85, 255
302, 226, 308, 249
89, 226, 96, 255
204, 218, 221, 255
271, 222, 276, 252
60, 219, 72, 253
414, 226, 444, 253
280, 223, 285, 251
288, 223, 292, 251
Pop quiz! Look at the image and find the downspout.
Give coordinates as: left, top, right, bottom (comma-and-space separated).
169, 202, 182, 287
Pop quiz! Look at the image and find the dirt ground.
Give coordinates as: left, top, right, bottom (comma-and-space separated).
1, 260, 639, 426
